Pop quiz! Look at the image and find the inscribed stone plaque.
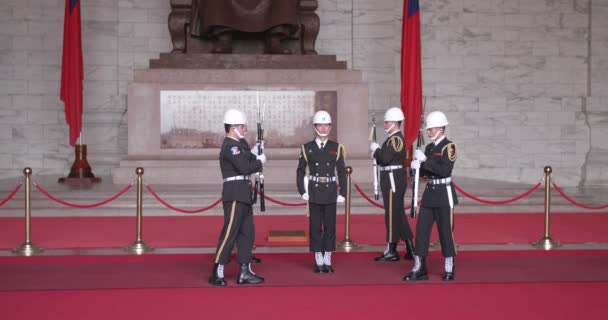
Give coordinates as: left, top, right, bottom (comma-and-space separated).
160, 90, 337, 149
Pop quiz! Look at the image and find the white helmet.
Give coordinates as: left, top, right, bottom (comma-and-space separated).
223, 109, 247, 125
313, 110, 332, 124
384, 107, 405, 122
425, 111, 449, 129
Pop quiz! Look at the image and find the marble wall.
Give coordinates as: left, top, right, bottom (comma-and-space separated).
0, 0, 606, 186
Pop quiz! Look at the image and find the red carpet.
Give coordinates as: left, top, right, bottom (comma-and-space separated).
1, 213, 608, 249
1, 251, 607, 291
1, 251, 607, 320
1, 282, 606, 320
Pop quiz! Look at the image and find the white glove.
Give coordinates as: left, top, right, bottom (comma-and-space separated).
252, 142, 264, 155
414, 149, 427, 162
336, 195, 345, 203
410, 159, 421, 170
256, 153, 266, 164
302, 193, 309, 201
370, 142, 380, 153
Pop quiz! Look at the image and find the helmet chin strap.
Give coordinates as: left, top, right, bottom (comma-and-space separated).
384, 123, 395, 133
430, 129, 442, 141
314, 127, 330, 137
233, 126, 245, 139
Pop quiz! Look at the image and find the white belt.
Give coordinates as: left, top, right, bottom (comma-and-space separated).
310, 176, 336, 183
428, 177, 452, 185
379, 165, 403, 172
223, 175, 250, 182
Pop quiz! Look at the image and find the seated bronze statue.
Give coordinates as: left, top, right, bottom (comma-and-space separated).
169, 0, 319, 55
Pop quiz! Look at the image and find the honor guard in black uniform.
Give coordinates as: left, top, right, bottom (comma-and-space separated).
237, 137, 262, 264
370, 107, 415, 262
209, 109, 265, 286
404, 111, 458, 282
296, 110, 347, 273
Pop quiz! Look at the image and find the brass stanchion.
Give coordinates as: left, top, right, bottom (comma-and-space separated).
338, 166, 358, 251
126, 167, 153, 254
532, 166, 561, 250
13, 168, 43, 256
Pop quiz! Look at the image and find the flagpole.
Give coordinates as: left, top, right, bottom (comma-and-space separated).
58, 0, 99, 183
59, 141, 101, 183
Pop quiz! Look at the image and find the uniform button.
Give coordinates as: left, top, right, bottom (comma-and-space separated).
315, 162, 318, 166
316, 173, 319, 176
326, 162, 329, 166
315, 184, 319, 187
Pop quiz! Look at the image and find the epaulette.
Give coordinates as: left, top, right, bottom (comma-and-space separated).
441, 143, 458, 161
337, 143, 346, 160
300, 145, 308, 163
389, 136, 404, 152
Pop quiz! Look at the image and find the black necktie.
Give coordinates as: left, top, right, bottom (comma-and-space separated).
320, 142, 324, 150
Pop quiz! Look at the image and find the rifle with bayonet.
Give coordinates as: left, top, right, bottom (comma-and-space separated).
410, 99, 426, 218
255, 95, 266, 212
370, 112, 380, 200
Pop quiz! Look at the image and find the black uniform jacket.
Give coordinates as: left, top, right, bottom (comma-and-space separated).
373, 131, 407, 189
419, 137, 459, 208
220, 137, 263, 204
296, 140, 347, 205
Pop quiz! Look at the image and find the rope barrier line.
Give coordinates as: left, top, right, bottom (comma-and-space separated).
353, 183, 413, 210
552, 182, 608, 210
22, 173, 608, 213
0, 183, 22, 207
353, 183, 384, 208
453, 181, 542, 205
34, 183, 133, 209
257, 191, 307, 207
146, 184, 222, 214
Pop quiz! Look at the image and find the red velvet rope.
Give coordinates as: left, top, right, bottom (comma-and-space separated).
34, 183, 133, 208
552, 182, 608, 210
453, 182, 542, 205
353, 183, 413, 210
146, 185, 223, 214
0, 183, 22, 207
353, 183, 384, 208
261, 192, 307, 207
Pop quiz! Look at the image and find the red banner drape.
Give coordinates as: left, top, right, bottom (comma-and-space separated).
60, 0, 83, 146
400, 0, 423, 148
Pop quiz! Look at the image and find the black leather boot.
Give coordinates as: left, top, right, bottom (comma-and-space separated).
443, 258, 455, 281
374, 243, 399, 262
237, 263, 264, 285
208, 263, 227, 287
250, 255, 262, 263
314, 264, 324, 273
403, 256, 429, 281
443, 266, 455, 281
404, 240, 414, 260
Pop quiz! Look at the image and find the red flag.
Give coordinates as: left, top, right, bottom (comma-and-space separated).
400, 0, 422, 147
60, 0, 83, 146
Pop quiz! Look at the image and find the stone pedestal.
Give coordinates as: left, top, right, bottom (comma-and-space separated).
112, 68, 372, 185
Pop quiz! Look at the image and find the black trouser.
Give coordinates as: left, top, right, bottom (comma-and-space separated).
414, 206, 455, 257
380, 180, 413, 243
214, 200, 254, 265
308, 202, 337, 252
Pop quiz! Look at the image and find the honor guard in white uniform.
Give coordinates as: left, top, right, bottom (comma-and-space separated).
404, 111, 459, 281
370, 107, 415, 262
296, 110, 347, 273
209, 109, 266, 286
